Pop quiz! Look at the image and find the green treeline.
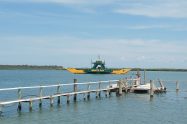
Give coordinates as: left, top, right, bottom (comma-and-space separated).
0, 65, 64, 70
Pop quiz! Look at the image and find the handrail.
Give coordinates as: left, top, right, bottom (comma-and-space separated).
0, 80, 119, 91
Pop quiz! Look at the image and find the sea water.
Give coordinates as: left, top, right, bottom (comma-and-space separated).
0, 70, 187, 124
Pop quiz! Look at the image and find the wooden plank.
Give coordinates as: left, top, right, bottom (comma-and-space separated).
0, 80, 119, 91
0, 87, 117, 106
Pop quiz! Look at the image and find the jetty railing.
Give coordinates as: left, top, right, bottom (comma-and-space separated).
0, 79, 186, 115
0, 79, 121, 113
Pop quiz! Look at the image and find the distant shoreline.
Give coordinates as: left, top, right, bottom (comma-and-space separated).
0, 65, 187, 72
0, 65, 65, 70
130, 68, 187, 72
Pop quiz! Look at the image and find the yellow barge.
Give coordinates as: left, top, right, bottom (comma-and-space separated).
67, 58, 131, 74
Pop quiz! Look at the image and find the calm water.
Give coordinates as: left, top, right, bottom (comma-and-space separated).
0, 70, 187, 124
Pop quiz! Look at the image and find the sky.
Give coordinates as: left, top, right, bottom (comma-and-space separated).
0, 0, 187, 68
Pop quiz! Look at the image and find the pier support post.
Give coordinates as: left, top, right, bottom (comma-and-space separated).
0, 105, 2, 116
29, 100, 33, 111
17, 89, 22, 112
124, 78, 128, 93
39, 87, 43, 108
98, 82, 101, 98
50, 96, 54, 107
176, 81, 179, 92
96, 91, 99, 98
67, 95, 70, 104
87, 83, 90, 100
73, 79, 78, 101
57, 96, 61, 105
125, 78, 128, 93
17, 102, 22, 112
57, 84, 61, 105
150, 80, 154, 97
109, 91, 111, 96
108, 81, 111, 96
83, 93, 86, 101
118, 80, 123, 96
105, 90, 108, 97
144, 69, 146, 84
39, 99, 42, 109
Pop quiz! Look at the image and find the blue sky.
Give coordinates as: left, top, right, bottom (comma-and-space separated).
0, 0, 187, 68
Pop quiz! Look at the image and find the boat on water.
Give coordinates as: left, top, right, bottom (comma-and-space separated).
132, 83, 166, 93
131, 71, 166, 93
106, 71, 166, 93
67, 57, 131, 74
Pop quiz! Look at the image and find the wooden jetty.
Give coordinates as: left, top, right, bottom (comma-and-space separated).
0, 78, 180, 115
0, 79, 123, 113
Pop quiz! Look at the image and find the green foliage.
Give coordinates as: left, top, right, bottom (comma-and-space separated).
0, 65, 64, 70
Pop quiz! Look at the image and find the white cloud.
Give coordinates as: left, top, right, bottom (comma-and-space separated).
128, 25, 171, 30
2, 0, 187, 18
115, 0, 187, 18
127, 24, 187, 31
0, 0, 116, 5
0, 36, 186, 68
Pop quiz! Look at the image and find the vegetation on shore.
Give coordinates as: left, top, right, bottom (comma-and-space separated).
0, 65, 187, 72
0, 65, 64, 70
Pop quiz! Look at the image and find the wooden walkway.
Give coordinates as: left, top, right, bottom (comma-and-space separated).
0, 79, 122, 113
0, 78, 183, 114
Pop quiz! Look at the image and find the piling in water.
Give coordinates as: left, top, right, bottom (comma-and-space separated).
29, 100, 32, 111
118, 80, 123, 95
57, 84, 61, 105
17, 89, 22, 112
150, 80, 154, 97
87, 83, 90, 99
98, 82, 101, 97
50, 96, 54, 107
176, 81, 179, 91
67, 95, 70, 104
73, 79, 77, 101
39, 87, 43, 108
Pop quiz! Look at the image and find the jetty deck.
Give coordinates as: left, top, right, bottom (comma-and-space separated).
0, 78, 182, 114
0, 80, 121, 112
